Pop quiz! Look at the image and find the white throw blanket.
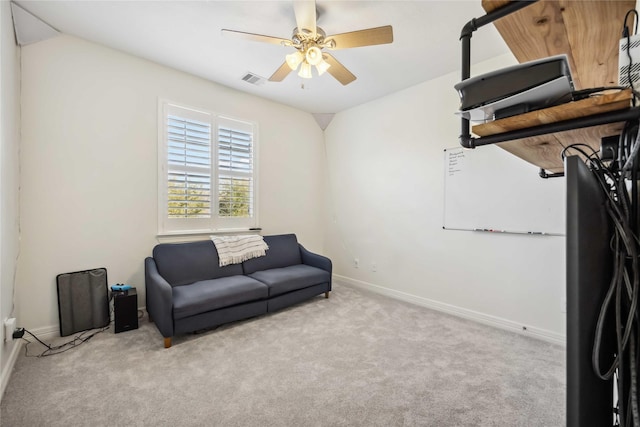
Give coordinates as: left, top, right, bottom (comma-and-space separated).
211, 235, 269, 267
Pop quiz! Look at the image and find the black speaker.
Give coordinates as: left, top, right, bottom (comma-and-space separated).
114, 288, 138, 333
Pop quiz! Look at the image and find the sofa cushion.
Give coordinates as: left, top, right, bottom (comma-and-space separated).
242, 234, 302, 274
172, 275, 268, 320
153, 241, 243, 287
248, 264, 331, 297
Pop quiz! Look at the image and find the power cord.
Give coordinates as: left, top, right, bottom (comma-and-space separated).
563, 120, 640, 427
623, 9, 639, 106
16, 287, 136, 358
571, 86, 640, 102
20, 326, 110, 358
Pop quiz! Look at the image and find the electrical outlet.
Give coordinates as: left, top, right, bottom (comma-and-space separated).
4, 318, 16, 342
354, 258, 359, 268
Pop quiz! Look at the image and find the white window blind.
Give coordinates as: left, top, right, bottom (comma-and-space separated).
217, 118, 254, 219
159, 102, 257, 234
167, 114, 212, 219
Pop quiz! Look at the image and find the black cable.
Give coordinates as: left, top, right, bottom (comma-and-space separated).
625, 9, 639, 36
14, 289, 121, 358
631, 153, 640, 426
560, 143, 599, 163
624, 9, 639, 106
565, 120, 640, 425
623, 123, 640, 174
20, 325, 109, 358
631, 333, 640, 426
572, 86, 629, 101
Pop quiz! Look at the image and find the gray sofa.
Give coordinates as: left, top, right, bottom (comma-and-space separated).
145, 234, 332, 348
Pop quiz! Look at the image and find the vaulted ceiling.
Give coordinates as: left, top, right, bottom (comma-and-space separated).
13, 1, 510, 114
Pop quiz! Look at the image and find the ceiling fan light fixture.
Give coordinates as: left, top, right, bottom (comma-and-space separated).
286, 51, 304, 70
305, 46, 323, 66
298, 61, 313, 79
224, 3, 393, 86
316, 58, 331, 76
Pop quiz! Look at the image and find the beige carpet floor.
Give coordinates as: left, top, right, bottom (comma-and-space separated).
0, 283, 565, 426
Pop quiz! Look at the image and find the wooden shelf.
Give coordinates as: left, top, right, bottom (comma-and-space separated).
474, 90, 632, 173
475, 0, 636, 172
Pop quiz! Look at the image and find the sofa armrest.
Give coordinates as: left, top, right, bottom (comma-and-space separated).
299, 244, 332, 280
145, 257, 174, 338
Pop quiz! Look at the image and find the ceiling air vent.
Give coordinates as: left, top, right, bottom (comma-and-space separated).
241, 72, 266, 86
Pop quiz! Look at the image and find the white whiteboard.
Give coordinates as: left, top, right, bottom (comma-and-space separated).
443, 145, 565, 235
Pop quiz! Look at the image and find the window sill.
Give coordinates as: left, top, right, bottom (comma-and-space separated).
156, 228, 262, 244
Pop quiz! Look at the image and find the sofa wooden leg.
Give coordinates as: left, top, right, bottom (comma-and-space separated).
325, 291, 330, 299
164, 337, 172, 348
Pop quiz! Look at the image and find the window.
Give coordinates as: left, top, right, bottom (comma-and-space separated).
158, 101, 257, 234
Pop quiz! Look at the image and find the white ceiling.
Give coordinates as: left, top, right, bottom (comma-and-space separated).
13, 0, 511, 114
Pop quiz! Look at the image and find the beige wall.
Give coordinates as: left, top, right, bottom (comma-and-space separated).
15, 26, 568, 347
17, 35, 326, 334
324, 54, 567, 343
0, 0, 22, 396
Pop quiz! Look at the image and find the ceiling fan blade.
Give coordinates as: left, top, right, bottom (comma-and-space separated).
221, 29, 290, 46
323, 54, 356, 86
326, 25, 393, 50
293, 0, 316, 37
269, 62, 293, 82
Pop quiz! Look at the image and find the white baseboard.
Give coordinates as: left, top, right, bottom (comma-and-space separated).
29, 305, 147, 342
29, 324, 61, 341
1, 339, 24, 402
334, 274, 566, 346
1, 306, 149, 400
1, 325, 62, 402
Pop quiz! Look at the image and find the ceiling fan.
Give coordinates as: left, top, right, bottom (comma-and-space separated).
221, 0, 393, 85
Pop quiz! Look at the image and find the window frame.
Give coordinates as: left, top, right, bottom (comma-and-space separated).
157, 100, 259, 235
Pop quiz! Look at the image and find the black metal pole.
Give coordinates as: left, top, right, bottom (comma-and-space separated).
539, 168, 565, 179
459, 0, 539, 149
460, 32, 472, 147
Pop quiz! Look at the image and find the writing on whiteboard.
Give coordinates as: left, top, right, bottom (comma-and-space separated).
443, 146, 565, 235
448, 149, 465, 176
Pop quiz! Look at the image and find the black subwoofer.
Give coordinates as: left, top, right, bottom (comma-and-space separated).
114, 288, 138, 333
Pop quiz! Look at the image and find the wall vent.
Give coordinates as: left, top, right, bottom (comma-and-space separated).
241, 72, 266, 86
